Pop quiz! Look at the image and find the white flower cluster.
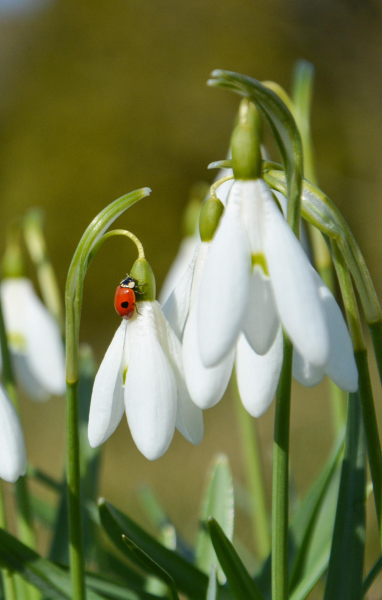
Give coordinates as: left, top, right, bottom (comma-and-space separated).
87, 173, 357, 461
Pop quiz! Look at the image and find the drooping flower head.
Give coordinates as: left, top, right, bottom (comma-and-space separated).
88, 250, 203, 460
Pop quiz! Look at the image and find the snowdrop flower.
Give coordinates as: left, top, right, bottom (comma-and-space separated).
1, 278, 66, 400
159, 174, 233, 305
0, 381, 27, 482
88, 257, 203, 460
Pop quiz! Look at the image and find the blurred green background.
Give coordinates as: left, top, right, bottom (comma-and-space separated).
1, 0, 382, 597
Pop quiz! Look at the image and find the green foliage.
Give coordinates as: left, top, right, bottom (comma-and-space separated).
196, 454, 234, 583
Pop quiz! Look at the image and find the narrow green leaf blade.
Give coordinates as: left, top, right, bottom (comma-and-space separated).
196, 454, 234, 583
99, 499, 208, 600
122, 536, 179, 600
0, 527, 104, 600
289, 432, 344, 589
207, 518, 264, 600
324, 392, 366, 600
290, 542, 331, 600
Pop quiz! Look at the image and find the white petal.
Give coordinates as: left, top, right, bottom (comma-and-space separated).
88, 320, 126, 448
24, 290, 66, 396
262, 182, 329, 367
240, 179, 265, 255
243, 268, 280, 355
183, 303, 234, 409
2, 278, 66, 396
190, 242, 211, 307
153, 301, 203, 445
12, 354, 50, 401
293, 350, 324, 387
162, 249, 196, 340
159, 236, 199, 305
236, 329, 283, 417
124, 302, 177, 460
198, 182, 251, 367
0, 382, 27, 483
316, 276, 358, 392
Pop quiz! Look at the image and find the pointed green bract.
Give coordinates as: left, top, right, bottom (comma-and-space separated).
207, 518, 264, 600
196, 454, 234, 583
324, 392, 366, 600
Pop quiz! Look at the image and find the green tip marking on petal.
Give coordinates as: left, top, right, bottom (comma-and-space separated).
123, 366, 128, 386
251, 253, 269, 276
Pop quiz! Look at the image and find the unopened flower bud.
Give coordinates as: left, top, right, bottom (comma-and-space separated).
231, 99, 262, 180
2, 223, 25, 278
199, 198, 224, 242
130, 258, 156, 301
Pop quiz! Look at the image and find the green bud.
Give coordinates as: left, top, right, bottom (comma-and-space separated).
182, 182, 208, 237
231, 99, 262, 180
130, 258, 156, 302
2, 222, 25, 278
199, 198, 224, 242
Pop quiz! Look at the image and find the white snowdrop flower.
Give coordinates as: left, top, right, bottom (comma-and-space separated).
88, 262, 203, 460
0, 381, 27, 483
159, 169, 233, 305
198, 179, 331, 371
1, 278, 66, 401
163, 196, 235, 410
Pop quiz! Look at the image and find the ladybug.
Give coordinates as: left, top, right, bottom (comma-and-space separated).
114, 276, 138, 319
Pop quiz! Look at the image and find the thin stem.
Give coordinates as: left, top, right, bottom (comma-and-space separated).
272, 333, 293, 600
330, 241, 382, 542
66, 381, 86, 600
210, 175, 234, 199
232, 375, 270, 560
87, 229, 145, 268
0, 483, 17, 600
368, 320, 382, 388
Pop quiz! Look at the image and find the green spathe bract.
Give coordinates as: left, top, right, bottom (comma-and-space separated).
199, 198, 224, 242
130, 258, 156, 302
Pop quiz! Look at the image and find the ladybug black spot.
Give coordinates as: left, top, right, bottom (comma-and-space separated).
121, 301, 129, 308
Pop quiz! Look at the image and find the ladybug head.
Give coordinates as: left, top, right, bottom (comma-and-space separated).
120, 276, 137, 289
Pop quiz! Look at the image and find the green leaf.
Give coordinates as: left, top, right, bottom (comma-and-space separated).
208, 70, 303, 234
207, 518, 264, 600
138, 487, 170, 532
290, 542, 330, 600
0, 527, 104, 600
30, 495, 57, 530
196, 454, 234, 583
98, 499, 209, 600
122, 535, 179, 600
362, 555, 382, 596
324, 392, 366, 600
206, 566, 218, 600
289, 432, 344, 590
83, 571, 156, 600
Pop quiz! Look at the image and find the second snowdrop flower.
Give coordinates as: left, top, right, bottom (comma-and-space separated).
198, 100, 331, 373
88, 252, 203, 460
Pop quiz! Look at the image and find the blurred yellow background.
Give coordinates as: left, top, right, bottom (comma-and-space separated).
0, 0, 382, 597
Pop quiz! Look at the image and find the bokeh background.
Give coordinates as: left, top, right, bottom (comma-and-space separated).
0, 0, 382, 597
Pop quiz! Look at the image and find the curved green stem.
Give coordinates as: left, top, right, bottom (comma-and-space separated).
330, 241, 382, 544
210, 175, 234, 200
272, 333, 293, 600
65, 188, 150, 599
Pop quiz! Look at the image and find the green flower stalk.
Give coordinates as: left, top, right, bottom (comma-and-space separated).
65, 188, 150, 600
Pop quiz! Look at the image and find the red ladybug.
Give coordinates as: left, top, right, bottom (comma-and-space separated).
114, 276, 138, 319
